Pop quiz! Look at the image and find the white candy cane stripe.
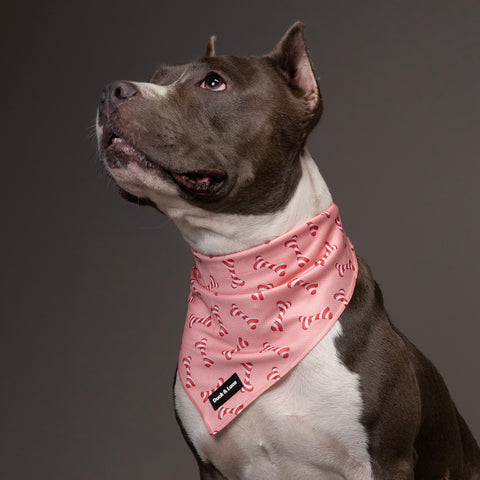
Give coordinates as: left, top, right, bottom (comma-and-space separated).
217, 403, 244, 420
205, 275, 219, 291
200, 377, 224, 403
298, 306, 333, 330
335, 259, 355, 277
222, 337, 249, 360
195, 338, 214, 367
222, 259, 245, 288
260, 342, 290, 358
188, 314, 212, 328
306, 221, 319, 236
188, 279, 201, 303
230, 304, 259, 330
211, 305, 228, 336
271, 300, 292, 332
334, 217, 344, 232
287, 277, 318, 295
314, 242, 338, 267
183, 356, 195, 388
334, 288, 349, 306
240, 362, 254, 392
267, 366, 281, 381
253, 256, 287, 277
251, 283, 274, 300
284, 235, 310, 267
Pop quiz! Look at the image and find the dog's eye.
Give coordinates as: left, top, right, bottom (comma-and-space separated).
200, 73, 226, 91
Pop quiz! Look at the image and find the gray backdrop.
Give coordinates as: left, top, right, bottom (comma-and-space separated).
2, 1, 479, 478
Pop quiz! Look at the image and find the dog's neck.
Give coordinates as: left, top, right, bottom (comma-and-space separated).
167, 151, 333, 256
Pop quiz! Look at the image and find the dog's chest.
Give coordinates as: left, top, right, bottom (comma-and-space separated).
174, 322, 373, 480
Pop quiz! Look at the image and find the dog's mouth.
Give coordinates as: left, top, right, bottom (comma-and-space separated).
102, 128, 226, 197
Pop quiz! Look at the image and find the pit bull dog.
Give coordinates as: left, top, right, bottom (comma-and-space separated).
96, 21, 480, 480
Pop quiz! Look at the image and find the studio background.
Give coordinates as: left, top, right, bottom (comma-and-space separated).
2, 1, 479, 478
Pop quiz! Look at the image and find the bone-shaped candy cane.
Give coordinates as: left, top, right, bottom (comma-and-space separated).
217, 403, 244, 420
253, 256, 287, 277
211, 304, 228, 336
195, 338, 214, 367
222, 337, 249, 360
260, 342, 289, 358
334, 217, 344, 232
267, 366, 281, 381
251, 283, 274, 300
306, 221, 319, 236
287, 277, 318, 295
284, 235, 310, 267
314, 242, 338, 267
200, 377, 225, 403
188, 279, 201, 303
271, 300, 292, 332
240, 362, 254, 392
205, 275, 219, 291
335, 259, 355, 277
230, 304, 258, 329
222, 258, 245, 288
298, 307, 333, 330
188, 314, 212, 328
334, 288, 349, 306
183, 356, 195, 388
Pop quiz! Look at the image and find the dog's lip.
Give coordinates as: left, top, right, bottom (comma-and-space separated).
170, 170, 226, 196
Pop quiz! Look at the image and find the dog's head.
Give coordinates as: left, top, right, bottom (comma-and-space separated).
96, 22, 322, 217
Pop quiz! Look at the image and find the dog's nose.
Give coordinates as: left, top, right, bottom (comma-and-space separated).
99, 81, 138, 116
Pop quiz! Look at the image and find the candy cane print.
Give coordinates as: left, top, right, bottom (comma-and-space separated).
298, 306, 333, 330
321, 210, 331, 219
188, 279, 201, 303
287, 277, 318, 295
253, 256, 287, 277
314, 242, 338, 267
211, 304, 228, 336
182, 356, 195, 388
284, 235, 310, 267
217, 403, 244, 420
267, 366, 281, 381
260, 342, 290, 358
334, 217, 344, 232
205, 275, 219, 291
335, 259, 355, 277
222, 337, 249, 360
230, 304, 259, 330
306, 221, 319, 236
333, 288, 349, 306
188, 314, 212, 328
251, 283, 274, 300
240, 362, 254, 392
271, 300, 292, 332
200, 377, 224, 403
222, 259, 245, 288
195, 338, 214, 367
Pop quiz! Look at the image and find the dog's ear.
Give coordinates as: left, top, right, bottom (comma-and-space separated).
205, 35, 216, 57
268, 22, 320, 113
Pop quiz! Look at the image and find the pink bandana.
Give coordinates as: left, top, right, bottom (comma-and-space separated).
178, 204, 357, 435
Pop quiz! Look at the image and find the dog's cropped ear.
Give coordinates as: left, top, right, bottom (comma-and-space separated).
268, 22, 320, 114
205, 35, 217, 57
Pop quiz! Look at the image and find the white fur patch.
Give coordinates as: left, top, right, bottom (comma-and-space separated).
174, 322, 373, 479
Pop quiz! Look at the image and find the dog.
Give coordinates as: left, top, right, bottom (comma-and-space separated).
96, 21, 480, 480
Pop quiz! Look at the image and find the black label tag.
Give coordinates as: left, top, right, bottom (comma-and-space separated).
208, 373, 243, 411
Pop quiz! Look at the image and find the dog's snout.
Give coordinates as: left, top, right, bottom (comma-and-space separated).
99, 81, 138, 116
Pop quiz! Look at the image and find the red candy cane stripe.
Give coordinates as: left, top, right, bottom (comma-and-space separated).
200, 377, 224, 403
188, 314, 212, 328
222, 337, 249, 360
251, 283, 274, 300
335, 259, 355, 277
314, 242, 338, 267
230, 304, 259, 330
334, 288, 349, 306
306, 221, 319, 236
253, 256, 287, 277
267, 366, 281, 381
298, 307, 333, 330
222, 259, 245, 288
217, 403, 244, 420
183, 356, 195, 388
211, 305, 228, 336
260, 342, 290, 358
271, 300, 292, 332
195, 338, 214, 367
284, 235, 310, 267
287, 277, 318, 295
334, 217, 344, 232
240, 362, 254, 392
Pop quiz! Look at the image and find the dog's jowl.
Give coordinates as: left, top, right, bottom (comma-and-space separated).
97, 21, 480, 480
